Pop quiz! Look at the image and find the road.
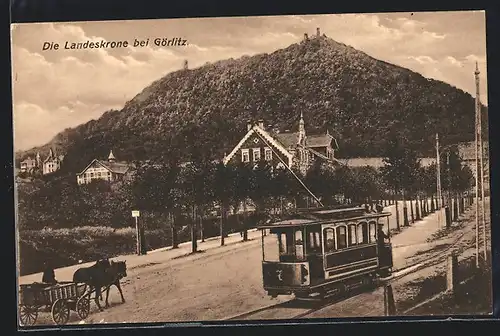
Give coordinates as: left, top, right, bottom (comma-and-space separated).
20, 200, 479, 325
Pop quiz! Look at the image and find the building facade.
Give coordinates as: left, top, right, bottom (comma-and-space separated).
19, 149, 63, 175
457, 141, 490, 192
223, 113, 339, 175
20, 156, 37, 173
43, 148, 64, 175
76, 150, 134, 185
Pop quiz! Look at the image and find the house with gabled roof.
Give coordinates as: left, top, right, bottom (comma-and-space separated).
76, 150, 135, 185
42, 148, 64, 175
223, 112, 340, 175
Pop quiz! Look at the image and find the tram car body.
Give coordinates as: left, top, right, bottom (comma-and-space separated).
257, 206, 393, 299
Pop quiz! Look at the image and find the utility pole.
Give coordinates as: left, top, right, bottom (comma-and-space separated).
474, 62, 480, 267
475, 61, 487, 262
446, 151, 452, 228
436, 133, 442, 228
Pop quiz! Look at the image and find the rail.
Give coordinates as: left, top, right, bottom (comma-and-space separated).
224, 199, 482, 321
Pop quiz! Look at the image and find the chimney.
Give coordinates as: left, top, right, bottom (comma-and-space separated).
258, 119, 264, 129
183, 59, 188, 70
247, 120, 253, 131
304, 33, 308, 41
316, 27, 320, 37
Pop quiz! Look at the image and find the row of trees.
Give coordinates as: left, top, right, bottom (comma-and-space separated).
18, 135, 474, 253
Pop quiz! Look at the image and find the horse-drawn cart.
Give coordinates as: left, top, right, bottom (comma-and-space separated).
19, 282, 91, 326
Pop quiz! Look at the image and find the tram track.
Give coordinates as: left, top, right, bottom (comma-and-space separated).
225, 218, 478, 321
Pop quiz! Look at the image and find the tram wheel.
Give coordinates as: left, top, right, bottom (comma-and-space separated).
19, 305, 38, 326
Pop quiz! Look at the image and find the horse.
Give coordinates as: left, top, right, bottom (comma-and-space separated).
103, 260, 127, 308
72, 259, 111, 311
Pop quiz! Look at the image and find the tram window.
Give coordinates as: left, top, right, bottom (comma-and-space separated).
278, 233, 287, 253
369, 222, 377, 243
324, 228, 335, 252
336, 226, 347, 249
295, 229, 305, 260
348, 224, 357, 246
307, 231, 321, 253
357, 222, 368, 244
295, 230, 303, 245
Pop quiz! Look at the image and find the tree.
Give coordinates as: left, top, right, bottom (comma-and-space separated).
229, 162, 254, 241
380, 134, 422, 228
212, 162, 232, 245
248, 161, 274, 214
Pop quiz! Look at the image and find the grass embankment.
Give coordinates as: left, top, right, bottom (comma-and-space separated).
396, 256, 492, 315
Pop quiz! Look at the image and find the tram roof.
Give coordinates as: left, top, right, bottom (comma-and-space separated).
257, 208, 391, 229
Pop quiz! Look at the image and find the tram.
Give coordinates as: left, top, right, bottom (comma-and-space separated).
257, 205, 393, 300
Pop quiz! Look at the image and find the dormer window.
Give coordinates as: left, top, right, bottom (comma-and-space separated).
253, 148, 261, 161
241, 149, 249, 163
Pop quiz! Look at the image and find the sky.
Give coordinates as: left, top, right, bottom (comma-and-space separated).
10, 11, 488, 151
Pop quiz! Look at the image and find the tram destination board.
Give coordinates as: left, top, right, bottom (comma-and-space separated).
10, 1, 496, 331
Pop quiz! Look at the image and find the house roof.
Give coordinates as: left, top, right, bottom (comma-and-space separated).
76, 159, 133, 176
21, 157, 35, 163
457, 141, 489, 161
337, 157, 436, 168
307, 134, 337, 149
274, 132, 299, 149
273, 132, 337, 150
98, 160, 131, 174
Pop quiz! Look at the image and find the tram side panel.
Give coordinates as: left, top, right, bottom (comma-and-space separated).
262, 261, 310, 294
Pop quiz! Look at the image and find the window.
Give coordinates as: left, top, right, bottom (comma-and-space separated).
324, 228, 335, 252
295, 230, 303, 245
278, 232, 287, 253
253, 148, 261, 161
295, 229, 304, 260
241, 149, 249, 162
348, 224, 357, 246
369, 222, 377, 243
336, 226, 347, 249
265, 148, 272, 161
307, 230, 321, 253
357, 222, 369, 244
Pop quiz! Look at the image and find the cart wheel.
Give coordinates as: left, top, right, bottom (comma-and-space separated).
76, 294, 91, 320
51, 299, 70, 325
19, 305, 38, 326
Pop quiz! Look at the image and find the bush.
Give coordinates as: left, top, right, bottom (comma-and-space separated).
18, 226, 171, 276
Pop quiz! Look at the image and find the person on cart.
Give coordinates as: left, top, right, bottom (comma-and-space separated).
42, 261, 57, 285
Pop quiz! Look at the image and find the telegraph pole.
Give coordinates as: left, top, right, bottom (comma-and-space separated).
474, 62, 480, 267
475, 61, 487, 262
436, 133, 442, 228
446, 151, 452, 228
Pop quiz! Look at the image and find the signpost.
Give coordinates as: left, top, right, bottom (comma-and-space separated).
132, 210, 141, 255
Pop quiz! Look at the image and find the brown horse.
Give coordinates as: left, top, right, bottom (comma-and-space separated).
103, 260, 127, 308
72, 259, 111, 311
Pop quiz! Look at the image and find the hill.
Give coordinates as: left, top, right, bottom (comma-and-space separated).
15, 34, 488, 172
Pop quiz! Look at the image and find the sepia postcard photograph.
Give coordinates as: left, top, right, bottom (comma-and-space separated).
12, 10, 492, 328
